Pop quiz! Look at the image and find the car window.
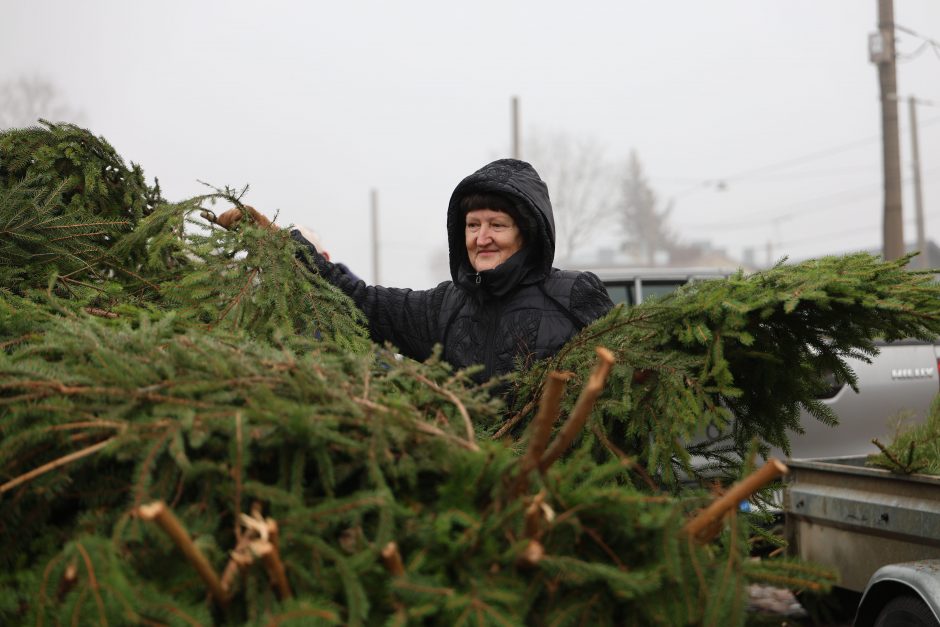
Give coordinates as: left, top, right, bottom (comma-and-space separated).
604, 283, 635, 306
603, 279, 687, 305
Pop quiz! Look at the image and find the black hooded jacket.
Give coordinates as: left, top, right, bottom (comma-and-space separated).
293, 159, 613, 381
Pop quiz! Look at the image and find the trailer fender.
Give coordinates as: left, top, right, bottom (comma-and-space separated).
855, 561, 940, 627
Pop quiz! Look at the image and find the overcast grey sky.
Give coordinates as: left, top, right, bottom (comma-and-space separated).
3, 0, 939, 287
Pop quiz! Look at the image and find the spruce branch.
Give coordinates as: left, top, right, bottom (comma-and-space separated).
253, 519, 292, 600
871, 437, 927, 474
47, 420, 127, 432
55, 562, 78, 602
138, 500, 228, 607
352, 397, 479, 451
0, 333, 37, 351
539, 347, 616, 471
513, 373, 567, 497
212, 267, 259, 329
523, 490, 550, 540
591, 422, 659, 492
522, 373, 567, 474
37, 551, 67, 618
222, 504, 294, 600
381, 541, 405, 577
492, 396, 536, 439
412, 373, 478, 450
220, 533, 254, 596
683, 459, 788, 542
83, 307, 118, 319
132, 429, 173, 510
75, 541, 108, 627
516, 539, 545, 568
0, 436, 116, 496
234, 411, 244, 542
582, 525, 627, 571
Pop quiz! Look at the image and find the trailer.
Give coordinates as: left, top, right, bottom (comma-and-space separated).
784, 456, 940, 626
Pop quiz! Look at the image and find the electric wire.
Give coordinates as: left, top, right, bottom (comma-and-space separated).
895, 24, 940, 60
680, 166, 940, 231
777, 208, 940, 249
669, 116, 940, 201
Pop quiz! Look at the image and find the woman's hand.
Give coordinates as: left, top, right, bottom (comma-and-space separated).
206, 205, 276, 230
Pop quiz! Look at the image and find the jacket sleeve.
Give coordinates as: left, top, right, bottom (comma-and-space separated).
291, 229, 444, 361
571, 271, 614, 327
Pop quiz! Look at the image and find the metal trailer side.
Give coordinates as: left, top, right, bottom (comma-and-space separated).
784, 456, 940, 594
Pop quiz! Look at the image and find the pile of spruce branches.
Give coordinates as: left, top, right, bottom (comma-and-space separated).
4, 121, 939, 625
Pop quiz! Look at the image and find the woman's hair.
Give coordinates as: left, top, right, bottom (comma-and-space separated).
459, 193, 527, 238
459, 192, 517, 216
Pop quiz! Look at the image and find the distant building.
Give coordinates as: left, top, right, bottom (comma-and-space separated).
564, 241, 751, 273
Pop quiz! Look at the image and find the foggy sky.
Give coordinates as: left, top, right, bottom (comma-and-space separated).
3, 0, 939, 287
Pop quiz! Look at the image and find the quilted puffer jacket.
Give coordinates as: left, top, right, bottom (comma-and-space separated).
293, 159, 613, 381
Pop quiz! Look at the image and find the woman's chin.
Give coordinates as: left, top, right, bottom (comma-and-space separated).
473, 259, 500, 272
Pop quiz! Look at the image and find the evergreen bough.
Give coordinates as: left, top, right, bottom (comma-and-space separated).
4, 121, 938, 625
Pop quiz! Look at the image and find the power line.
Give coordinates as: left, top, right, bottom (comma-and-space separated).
895, 23, 940, 57
680, 166, 940, 231
671, 115, 940, 200
708, 164, 880, 183
898, 39, 933, 62
777, 208, 940, 249
672, 137, 879, 198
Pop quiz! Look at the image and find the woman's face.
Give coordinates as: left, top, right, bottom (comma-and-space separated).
465, 209, 523, 272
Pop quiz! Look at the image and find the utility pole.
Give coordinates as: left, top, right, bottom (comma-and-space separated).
871, 0, 904, 260
371, 189, 380, 284
511, 96, 520, 159
908, 96, 927, 268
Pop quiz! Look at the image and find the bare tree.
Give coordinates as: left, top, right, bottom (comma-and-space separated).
525, 132, 618, 263
0, 75, 84, 129
619, 150, 675, 265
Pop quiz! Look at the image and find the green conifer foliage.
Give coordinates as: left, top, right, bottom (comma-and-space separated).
868, 395, 940, 474
0, 121, 162, 275
507, 255, 940, 486
11, 122, 940, 624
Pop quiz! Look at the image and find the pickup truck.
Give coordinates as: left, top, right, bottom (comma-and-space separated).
588, 265, 940, 460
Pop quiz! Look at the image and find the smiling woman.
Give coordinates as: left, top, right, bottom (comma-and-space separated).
464, 205, 523, 272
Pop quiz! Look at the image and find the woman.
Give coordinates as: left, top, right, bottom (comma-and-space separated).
220, 159, 613, 381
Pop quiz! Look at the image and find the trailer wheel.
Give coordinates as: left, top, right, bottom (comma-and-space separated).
874, 595, 939, 627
